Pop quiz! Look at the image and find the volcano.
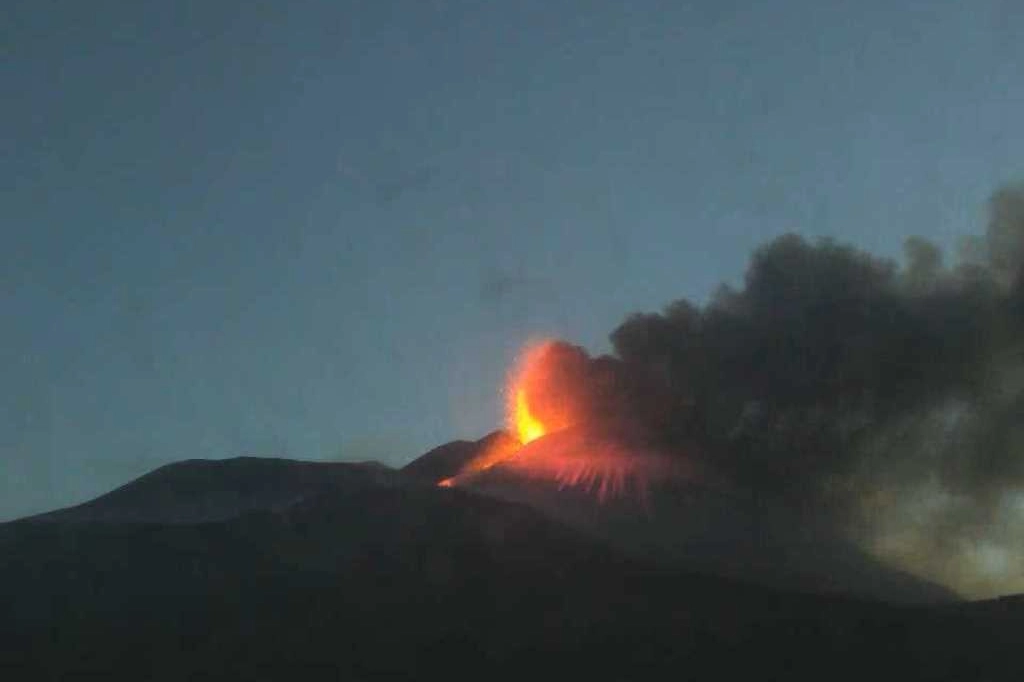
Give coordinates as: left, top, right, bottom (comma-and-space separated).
408, 427, 954, 604
2, 337, 1020, 679
2, 449, 1020, 681
412, 339, 954, 603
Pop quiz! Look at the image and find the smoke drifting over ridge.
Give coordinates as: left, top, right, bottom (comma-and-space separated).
541, 183, 1023, 597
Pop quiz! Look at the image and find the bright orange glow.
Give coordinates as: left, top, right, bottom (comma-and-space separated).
498, 428, 693, 505
502, 339, 578, 444
437, 338, 697, 504
438, 339, 569, 484
513, 389, 547, 444
447, 428, 521, 479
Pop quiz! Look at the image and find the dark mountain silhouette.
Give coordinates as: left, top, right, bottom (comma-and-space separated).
400, 430, 516, 482
1, 454, 1020, 680
448, 428, 955, 604
25, 457, 398, 524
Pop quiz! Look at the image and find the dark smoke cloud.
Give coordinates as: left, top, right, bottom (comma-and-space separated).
593, 182, 1024, 596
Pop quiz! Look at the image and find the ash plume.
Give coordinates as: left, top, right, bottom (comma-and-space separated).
586, 182, 1024, 596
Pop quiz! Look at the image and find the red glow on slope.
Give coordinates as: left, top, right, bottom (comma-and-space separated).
437, 339, 694, 502
494, 428, 695, 504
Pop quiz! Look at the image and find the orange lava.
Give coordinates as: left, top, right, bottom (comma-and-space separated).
440, 340, 570, 482
502, 339, 581, 443
438, 339, 692, 503
504, 427, 700, 504
512, 388, 547, 444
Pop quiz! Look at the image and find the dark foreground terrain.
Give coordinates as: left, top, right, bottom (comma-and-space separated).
1, 455, 1021, 681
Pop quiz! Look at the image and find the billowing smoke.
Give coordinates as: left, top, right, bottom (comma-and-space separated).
557, 183, 1024, 597
503, 339, 661, 442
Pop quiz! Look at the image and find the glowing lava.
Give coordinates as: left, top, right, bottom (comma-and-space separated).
512, 388, 547, 444
502, 339, 582, 442
494, 427, 695, 505
449, 340, 571, 478
437, 338, 694, 502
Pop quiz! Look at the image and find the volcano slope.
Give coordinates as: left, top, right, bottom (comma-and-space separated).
441, 427, 955, 604
400, 430, 519, 483
1, 455, 1020, 681
22, 456, 398, 525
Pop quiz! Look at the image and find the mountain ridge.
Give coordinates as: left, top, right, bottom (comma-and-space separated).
2, 447, 1020, 680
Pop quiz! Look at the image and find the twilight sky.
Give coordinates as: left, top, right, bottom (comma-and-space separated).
3, 0, 1022, 520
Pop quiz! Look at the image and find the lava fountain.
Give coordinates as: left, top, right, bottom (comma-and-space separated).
449, 340, 573, 478
504, 339, 583, 444
440, 339, 696, 501
512, 389, 546, 445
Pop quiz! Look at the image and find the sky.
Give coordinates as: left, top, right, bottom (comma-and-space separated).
3, 0, 1022, 521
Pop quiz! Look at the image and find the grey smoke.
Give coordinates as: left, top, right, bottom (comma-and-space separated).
596, 182, 1024, 597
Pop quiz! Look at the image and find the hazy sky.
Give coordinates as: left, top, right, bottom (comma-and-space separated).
3, 0, 1022, 520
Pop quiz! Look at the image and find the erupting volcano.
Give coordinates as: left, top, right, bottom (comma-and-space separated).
504, 340, 581, 444
439, 340, 691, 501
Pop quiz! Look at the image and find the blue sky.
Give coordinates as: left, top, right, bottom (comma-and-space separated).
3, 0, 1022, 519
